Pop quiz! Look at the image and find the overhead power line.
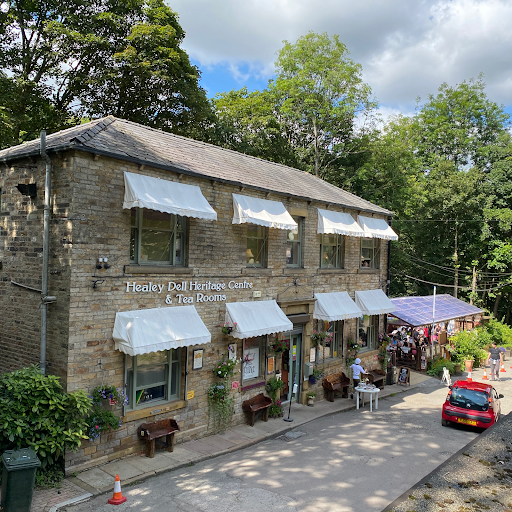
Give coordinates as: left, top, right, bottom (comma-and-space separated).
390, 269, 512, 293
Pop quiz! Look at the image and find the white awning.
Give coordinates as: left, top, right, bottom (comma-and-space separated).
313, 292, 363, 321
123, 171, 217, 221
317, 209, 366, 237
113, 305, 211, 356
225, 300, 293, 339
357, 215, 398, 241
232, 194, 297, 230
355, 289, 396, 316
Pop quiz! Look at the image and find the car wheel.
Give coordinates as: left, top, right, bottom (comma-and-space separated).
442, 419, 449, 427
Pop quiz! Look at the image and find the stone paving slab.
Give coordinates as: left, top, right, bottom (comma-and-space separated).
74, 468, 113, 491
100, 459, 144, 479
159, 445, 200, 463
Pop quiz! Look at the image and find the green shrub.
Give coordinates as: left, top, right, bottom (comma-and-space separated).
0, 366, 91, 468
484, 317, 512, 347
427, 358, 455, 377
35, 464, 65, 488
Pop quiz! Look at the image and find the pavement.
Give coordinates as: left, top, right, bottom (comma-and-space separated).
21, 365, 505, 512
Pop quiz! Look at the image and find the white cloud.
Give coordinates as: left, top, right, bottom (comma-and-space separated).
169, 0, 512, 112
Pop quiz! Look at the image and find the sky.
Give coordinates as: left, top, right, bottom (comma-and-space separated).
168, 0, 512, 121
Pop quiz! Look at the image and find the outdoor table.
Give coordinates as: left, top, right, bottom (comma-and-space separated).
355, 385, 380, 412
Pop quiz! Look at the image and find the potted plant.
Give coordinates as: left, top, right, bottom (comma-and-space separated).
213, 354, 238, 379
347, 339, 360, 353
307, 392, 316, 406
308, 368, 323, 384
310, 330, 327, 348
270, 337, 290, 354
463, 355, 474, 371
91, 385, 128, 410
221, 321, 236, 335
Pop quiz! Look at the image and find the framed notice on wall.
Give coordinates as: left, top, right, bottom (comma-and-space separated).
267, 356, 275, 374
193, 349, 203, 370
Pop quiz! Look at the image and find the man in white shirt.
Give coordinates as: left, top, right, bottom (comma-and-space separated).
350, 358, 366, 398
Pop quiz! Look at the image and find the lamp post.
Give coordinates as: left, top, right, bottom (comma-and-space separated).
284, 373, 297, 422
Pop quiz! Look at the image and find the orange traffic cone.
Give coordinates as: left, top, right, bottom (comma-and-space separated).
500, 362, 506, 373
482, 368, 488, 380
467, 370, 472, 383
108, 474, 127, 505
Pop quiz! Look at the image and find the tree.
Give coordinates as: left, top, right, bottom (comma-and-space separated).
273, 32, 377, 177
0, 0, 211, 144
213, 32, 377, 177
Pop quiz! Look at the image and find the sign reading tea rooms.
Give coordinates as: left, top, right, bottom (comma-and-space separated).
125, 280, 254, 304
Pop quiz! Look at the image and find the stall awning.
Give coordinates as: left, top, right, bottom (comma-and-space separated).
232, 194, 297, 230
355, 289, 396, 315
317, 209, 365, 237
113, 306, 211, 356
123, 171, 217, 220
389, 294, 484, 327
313, 292, 363, 321
225, 300, 293, 339
357, 215, 398, 241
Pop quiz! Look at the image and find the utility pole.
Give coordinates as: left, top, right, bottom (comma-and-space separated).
470, 266, 477, 305
454, 222, 458, 299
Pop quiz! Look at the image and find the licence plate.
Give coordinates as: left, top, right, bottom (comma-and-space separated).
457, 418, 477, 426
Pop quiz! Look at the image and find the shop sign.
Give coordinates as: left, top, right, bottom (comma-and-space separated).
187, 390, 195, 400
292, 345, 297, 362
125, 279, 254, 304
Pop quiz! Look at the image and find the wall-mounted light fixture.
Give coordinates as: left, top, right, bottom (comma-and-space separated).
96, 257, 111, 270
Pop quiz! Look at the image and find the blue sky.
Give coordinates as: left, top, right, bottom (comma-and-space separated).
173, 0, 512, 122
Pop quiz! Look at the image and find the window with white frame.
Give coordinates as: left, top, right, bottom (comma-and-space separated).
360, 238, 380, 268
242, 337, 263, 381
247, 225, 267, 267
315, 320, 342, 361
125, 349, 181, 409
130, 208, 186, 265
286, 216, 303, 267
357, 315, 379, 351
319, 234, 344, 268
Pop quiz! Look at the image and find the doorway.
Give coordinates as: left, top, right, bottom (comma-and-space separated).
280, 326, 302, 403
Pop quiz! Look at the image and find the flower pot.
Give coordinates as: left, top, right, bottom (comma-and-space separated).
307, 397, 314, 406
464, 359, 473, 372
101, 398, 116, 411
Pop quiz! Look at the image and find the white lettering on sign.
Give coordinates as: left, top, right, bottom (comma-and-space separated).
126, 280, 254, 304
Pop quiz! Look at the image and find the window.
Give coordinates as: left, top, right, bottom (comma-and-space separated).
319, 234, 344, 268
360, 238, 380, 268
242, 337, 263, 381
130, 208, 186, 265
286, 216, 303, 267
315, 320, 342, 361
357, 315, 379, 351
125, 349, 181, 409
247, 225, 267, 267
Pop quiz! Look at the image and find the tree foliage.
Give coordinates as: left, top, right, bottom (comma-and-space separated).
213, 32, 377, 177
0, 0, 211, 147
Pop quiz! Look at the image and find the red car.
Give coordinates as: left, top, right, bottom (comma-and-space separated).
442, 380, 503, 429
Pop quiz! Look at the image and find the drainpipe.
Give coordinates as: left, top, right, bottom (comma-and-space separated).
384, 217, 392, 334
40, 130, 51, 375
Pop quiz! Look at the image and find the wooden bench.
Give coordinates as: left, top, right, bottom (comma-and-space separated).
137, 418, 180, 458
322, 372, 350, 402
242, 393, 272, 426
367, 369, 386, 390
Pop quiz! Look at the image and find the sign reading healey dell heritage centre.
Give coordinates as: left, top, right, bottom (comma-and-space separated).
125, 280, 254, 304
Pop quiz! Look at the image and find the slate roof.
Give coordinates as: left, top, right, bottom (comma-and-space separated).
0, 116, 392, 215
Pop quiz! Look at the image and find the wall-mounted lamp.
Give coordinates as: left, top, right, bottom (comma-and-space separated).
16, 183, 37, 198
96, 257, 110, 270
92, 279, 104, 289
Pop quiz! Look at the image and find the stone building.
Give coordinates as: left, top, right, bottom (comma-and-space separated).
0, 117, 397, 473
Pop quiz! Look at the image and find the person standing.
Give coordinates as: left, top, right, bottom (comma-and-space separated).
486, 342, 503, 381
350, 358, 366, 398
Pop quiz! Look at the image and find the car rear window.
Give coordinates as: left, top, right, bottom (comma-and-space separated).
449, 388, 489, 412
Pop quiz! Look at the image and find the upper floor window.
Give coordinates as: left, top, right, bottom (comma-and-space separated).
319, 234, 344, 268
286, 216, 303, 267
360, 238, 380, 268
247, 225, 267, 267
130, 208, 186, 265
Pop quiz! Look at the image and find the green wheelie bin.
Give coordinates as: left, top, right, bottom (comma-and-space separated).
1, 448, 41, 512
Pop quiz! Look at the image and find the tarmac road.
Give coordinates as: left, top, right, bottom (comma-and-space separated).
66, 369, 512, 512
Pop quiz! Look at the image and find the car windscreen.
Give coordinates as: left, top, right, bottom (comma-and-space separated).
449, 388, 489, 412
